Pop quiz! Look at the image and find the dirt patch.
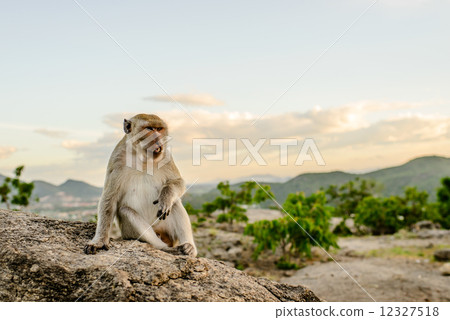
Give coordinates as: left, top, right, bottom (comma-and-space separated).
281, 234, 450, 302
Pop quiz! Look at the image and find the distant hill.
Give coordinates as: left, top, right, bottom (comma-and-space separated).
363, 156, 450, 198
271, 156, 450, 202
32, 180, 60, 198
58, 179, 103, 199
185, 156, 450, 208
0, 176, 102, 201
2, 156, 449, 208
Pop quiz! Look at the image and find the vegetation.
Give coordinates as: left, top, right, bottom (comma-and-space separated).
325, 178, 377, 235
354, 196, 404, 235
201, 181, 274, 225
187, 174, 450, 269
353, 186, 441, 235
245, 191, 338, 269
0, 166, 37, 210
184, 202, 205, 229
437, 177, 450, 229
184, 156, 450, 208
400, 187, 440, 226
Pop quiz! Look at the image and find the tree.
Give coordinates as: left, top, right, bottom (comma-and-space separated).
245, 191, 338, 269
184, 202, 205, 229
354, 196, 404, 235
437, 177, 450, 229
202, 181, 274, 225
325, 178, 377, 235
0, 166, 37, 210
354, 187, 441, 235
400, 187, 439, 227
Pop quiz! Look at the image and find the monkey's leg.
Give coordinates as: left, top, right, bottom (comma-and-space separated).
84, 197, 117, 254
157, 200, 197, 257
118, 206, 169, 250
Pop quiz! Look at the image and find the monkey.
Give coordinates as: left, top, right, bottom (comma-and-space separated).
84, 114, 197, 257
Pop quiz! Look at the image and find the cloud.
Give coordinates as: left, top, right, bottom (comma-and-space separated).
145, 93, 224, 107
34, 128, 69, 139
61, 132, 123, 162
0, 146, 16, 159
327, 114, 450, 149
59, 100, 450, 184
61, 140, 90, 149
101, 100, 448, 144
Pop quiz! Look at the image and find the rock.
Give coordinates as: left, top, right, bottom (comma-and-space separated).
439, 264, 450, 276
416, 229, 450, 239
194, 227, 250, 262
330, 217, 369, 236
0, 209, 320, 302
434, 249, 450, 262
411, 220, 439, 231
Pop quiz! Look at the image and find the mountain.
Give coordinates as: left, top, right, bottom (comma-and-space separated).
270, 171, 355, 201
364, 156, 450, 198
2, 155, 449, 209
271, 156, 450, 203
18, 179, 101, 200
205, 174, 292, 186
32, 180, 60, 198
58, 179, 102, 199
185, 156, 450, 208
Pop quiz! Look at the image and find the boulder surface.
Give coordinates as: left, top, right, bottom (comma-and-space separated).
0, 209, 320, 302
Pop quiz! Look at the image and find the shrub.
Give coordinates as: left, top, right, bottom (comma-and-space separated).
202, 181, 274, 225
245, 191, 338, 269
437, 177, 450, 229
354, 196, 404, 235
325, 178, 377, 235
184, 202, 205, 229
0, 166, 37, 210
400, 187, 440, 227
354, 187, 441, 235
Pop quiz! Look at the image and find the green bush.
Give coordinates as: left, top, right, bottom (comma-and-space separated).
325, 178, 377, 235
0, 166, 37, 210
184, 202, 205, 229
354, 196, 404, 235
354, 187, 441, 235
245, 191, 338, 269
437, 177, 450, 229
400, 187, 440, 226
202, 181, 274, 225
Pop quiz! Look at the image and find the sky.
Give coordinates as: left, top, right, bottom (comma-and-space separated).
0, 0, 449, 186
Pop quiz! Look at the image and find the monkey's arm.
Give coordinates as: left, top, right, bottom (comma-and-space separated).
154, 177, 185, 220
84, 173, 120, 254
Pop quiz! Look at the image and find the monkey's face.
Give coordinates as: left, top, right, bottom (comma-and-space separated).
124, 114, 168, 162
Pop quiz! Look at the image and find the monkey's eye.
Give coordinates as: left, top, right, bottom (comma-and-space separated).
157, 127, 163, 131
146, 127, 154, 131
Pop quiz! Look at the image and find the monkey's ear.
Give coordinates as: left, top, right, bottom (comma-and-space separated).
123, 119, 132, 134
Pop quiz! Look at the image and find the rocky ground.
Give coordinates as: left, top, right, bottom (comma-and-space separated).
0, 209, 319, 302
193, 209, 450, 302
281, 233, 450, 302
7, 207, 449, 302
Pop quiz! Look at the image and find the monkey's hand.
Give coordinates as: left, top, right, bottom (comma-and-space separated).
84, 239, 110, 255
153, 188, 177, 220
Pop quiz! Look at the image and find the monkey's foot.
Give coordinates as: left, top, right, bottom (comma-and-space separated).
178, 243, 196, 257
84, 241, 110, 255
161, 243, 196, 257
